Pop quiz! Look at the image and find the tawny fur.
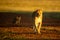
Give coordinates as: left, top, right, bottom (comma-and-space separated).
33, 9, 43, 34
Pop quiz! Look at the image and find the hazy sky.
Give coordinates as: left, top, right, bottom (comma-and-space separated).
0, 0, 60, 12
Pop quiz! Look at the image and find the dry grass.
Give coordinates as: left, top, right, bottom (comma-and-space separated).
0, 26, 60, 40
